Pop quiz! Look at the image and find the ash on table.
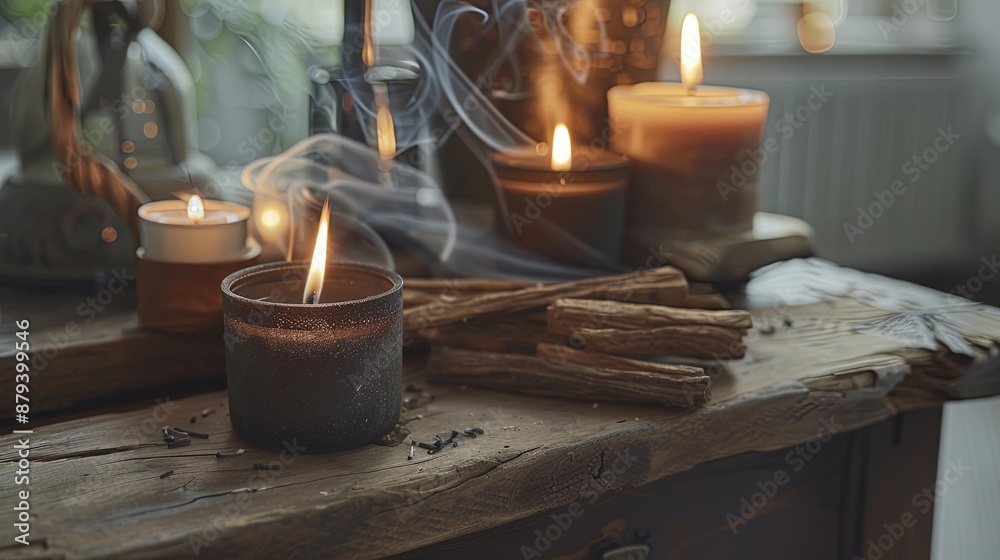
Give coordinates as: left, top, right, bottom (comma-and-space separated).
409, 428, 485, 460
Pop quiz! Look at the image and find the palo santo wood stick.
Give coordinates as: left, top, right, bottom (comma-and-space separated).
547, 299, 752, 332
533, 343, 705, 378
404, 267, 688, 331
423, 318, 559, 354
566, 325, 747, 359
406, 287, 730, 311
403, 289, 442, 308
422, 301, 750, 357
426, 344, 710, 408
404, 278, 537, 308
404, 278, 538, 293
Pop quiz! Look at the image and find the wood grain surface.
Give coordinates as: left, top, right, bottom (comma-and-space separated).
1, 259, 999, 558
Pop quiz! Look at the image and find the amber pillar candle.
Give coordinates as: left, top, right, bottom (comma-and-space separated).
493, 126, 630, 267
608, 13, 769, 266
221, 261, 403, 452
609, 83, 769, 265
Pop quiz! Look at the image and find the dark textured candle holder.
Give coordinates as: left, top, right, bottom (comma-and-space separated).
493, 148, 630, 268
222, 261, 403, 452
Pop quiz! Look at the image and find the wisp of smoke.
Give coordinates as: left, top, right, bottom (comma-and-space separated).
211, 0, 623, 280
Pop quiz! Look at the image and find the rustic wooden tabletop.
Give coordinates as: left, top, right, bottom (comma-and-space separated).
1, 259, 999, 559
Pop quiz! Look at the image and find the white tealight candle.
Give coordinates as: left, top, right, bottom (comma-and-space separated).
138, 196, 253, 263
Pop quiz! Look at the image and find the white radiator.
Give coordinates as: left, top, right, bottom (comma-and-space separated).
706, 52, 986, 273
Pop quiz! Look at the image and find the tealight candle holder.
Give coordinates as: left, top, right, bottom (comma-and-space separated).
138, 198, 252, 263
136, 197, 259, 332
221, 261, 403, 452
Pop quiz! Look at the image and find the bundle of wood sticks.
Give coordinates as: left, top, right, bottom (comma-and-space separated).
403, 267, 752, 409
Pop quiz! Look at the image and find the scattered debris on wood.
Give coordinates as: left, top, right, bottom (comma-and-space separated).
408, 427, 486, 460
215, 449, 245, 458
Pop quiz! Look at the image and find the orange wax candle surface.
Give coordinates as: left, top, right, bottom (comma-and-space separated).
608, 83, 769, 164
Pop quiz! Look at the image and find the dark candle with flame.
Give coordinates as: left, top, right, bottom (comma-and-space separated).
221, 206, 402, 452
493, 125, 630, 267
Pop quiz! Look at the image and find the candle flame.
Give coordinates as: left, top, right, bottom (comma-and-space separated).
362, 0, 376, 67
187, 195, 205, 223
550, 124, 572, 172
377, 104, 396, 162
680, 12, 703, 91
303, 200, 330, 304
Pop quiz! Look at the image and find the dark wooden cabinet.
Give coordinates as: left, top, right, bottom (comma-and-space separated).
397, 408, 942, 560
